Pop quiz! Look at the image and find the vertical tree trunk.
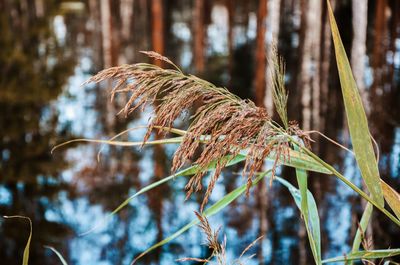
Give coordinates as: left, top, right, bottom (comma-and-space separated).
101, 0, 114, 68
35, 0, 44, 17
150, 2, 166, 260
88, 0, 102, 68
297, 1, 322, 263
152, 0, 164, 67
388, 0, 399, 87
310, 0, 322, 132
150, 0, 166, 179
100, 0, 118, 137
227, 0, 235, 87
372, 0, 387, 95
299, 0, 321, 132
264, 0, 281, 114
120, 0, 134, 44
298, 0, 309, 132
254, 0, 267, 107
319, 0, 334, 131
351, 0, 369, 114
351, 0, 375, 249
193, 0, 205, 73
254, 1, 268, 263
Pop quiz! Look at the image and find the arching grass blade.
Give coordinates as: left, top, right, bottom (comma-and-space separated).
276, 177, 321, 264
131, 171, 272, 264
81, 154, 248, 235
293, 141, 321, 264
381, 180, 400, 220
323, 249, 400, 263
3, 215, 32, 265
327, 0, 383, 206
44, 246, 68, 265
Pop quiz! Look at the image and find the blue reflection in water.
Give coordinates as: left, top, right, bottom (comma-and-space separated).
1, 1, 400, 264
0, 186, 12, 206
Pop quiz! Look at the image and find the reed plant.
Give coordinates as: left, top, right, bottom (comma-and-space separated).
5, 1, 400, 264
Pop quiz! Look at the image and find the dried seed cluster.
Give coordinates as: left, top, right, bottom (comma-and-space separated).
86, 52, 291, 211
178, 212, 262, 264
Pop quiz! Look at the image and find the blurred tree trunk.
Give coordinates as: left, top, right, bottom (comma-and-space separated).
351, 0, 369, 114
370, 0, 391, 148
227, 0, 235, 87
254, 1, 268, 264
101, 0, 115, 68
150, 1, 166, 262
119, 0, 135, 64
88, 0, 103, 69
312, 0, 324, 131
319, 0, 334, 132
254, 0, 267, 107
150, 0, 166, 172
35, 0, 44, 17
388, 1, 399, 87
298, 0, 321, 132
351, 0, 375, 250
120, 0, 134, 42
317, 0, 335, 250
100, 0, 118, 139
264, 0, 281, 113
372, 0, 388, 95
297, 1, 322, 263
193, 0, 205, 73
152, 0, 164, 67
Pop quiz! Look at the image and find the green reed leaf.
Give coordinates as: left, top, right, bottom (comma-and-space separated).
293, 141, 321, 264
3, 215, 32, 265
280, 149, 332, 174
44, 246, 68, 265
51, 136, 184, 153
276, 177, 321, 264
351, 202, 373, 251
84, 148, 330, 235
132, 172, 324, 264
323, 249, 400, 263
327, 0, 383, 206
81, 153, 247, 235
131, 171, 272, 264
381, 180, 400, 220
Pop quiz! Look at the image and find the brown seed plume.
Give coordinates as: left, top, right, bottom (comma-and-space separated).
85, 52, 292, 211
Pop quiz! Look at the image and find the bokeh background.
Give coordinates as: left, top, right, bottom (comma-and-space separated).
0, 0, 399, 264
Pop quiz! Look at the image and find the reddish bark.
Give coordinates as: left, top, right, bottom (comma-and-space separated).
193, 0, 205, 73
254, 0, 267, 107
151, 0, 164, 67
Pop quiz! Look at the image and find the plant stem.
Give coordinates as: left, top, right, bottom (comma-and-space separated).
270, 123, 400, 227
300, 143, 400, 227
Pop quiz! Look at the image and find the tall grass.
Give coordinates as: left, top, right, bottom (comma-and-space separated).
6, 1, 400, 264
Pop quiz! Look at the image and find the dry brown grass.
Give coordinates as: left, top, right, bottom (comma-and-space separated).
85, 51, 306, 211
177, 212, 262, 265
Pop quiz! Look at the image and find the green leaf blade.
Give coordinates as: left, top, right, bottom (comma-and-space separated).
327, 0, 383, 206
82, 154, 248, 235
351, 202, 373, 251
277, 177, 321, 264
3, 215, 32, 265
44, 246, 68, 265
131, 171, 271, 264
323, 249, 400, 263
381, 180, 400, 220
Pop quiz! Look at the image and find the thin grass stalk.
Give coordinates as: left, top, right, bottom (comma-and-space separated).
278, 128, 400, 227
349, 202, 373, 265
86, 57, 291, 210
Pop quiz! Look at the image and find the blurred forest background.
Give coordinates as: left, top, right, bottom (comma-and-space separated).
0, 0, 399, 264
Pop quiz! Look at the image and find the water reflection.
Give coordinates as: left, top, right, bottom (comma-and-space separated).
0, 0, 399, 265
